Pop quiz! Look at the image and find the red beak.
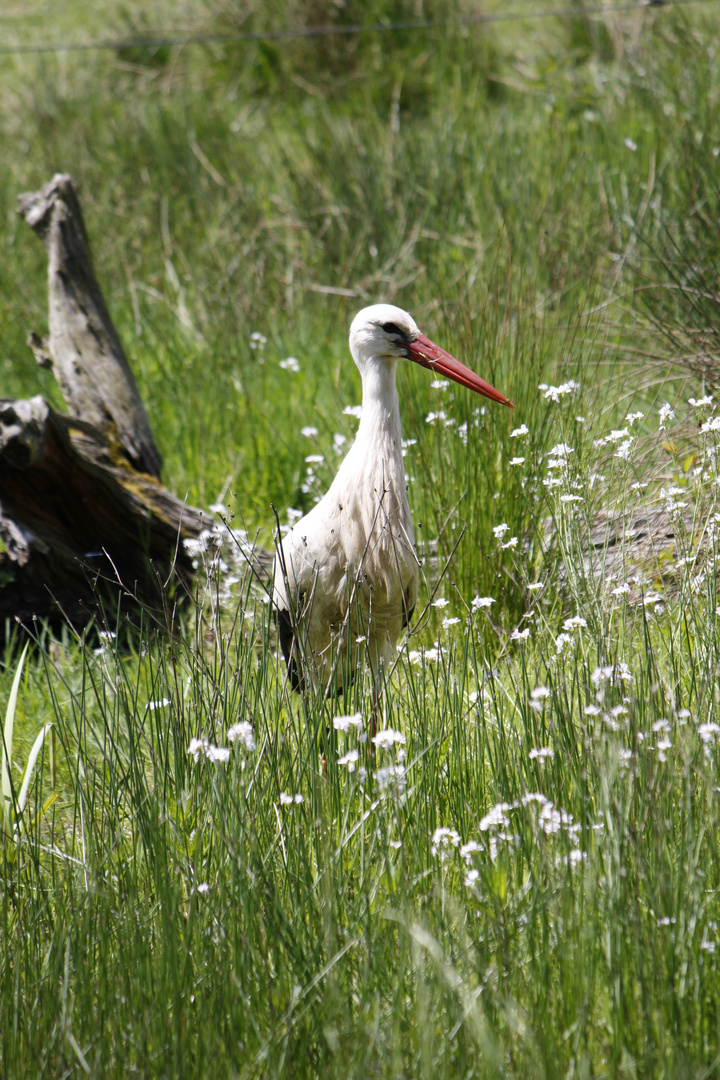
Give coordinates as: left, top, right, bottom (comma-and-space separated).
405, 333, 514, 408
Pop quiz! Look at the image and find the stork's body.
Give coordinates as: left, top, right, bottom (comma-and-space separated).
273, 305, 512, 695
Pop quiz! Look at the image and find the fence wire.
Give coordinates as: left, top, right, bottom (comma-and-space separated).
0, 0, 716, 58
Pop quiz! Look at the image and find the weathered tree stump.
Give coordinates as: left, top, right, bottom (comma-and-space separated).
0, 175, 207, 639
18, 174, 162, 478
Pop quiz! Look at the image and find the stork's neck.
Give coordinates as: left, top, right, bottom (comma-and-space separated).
356, 356, 403, 450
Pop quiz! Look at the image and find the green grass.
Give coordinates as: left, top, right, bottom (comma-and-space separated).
3, 1, 720, 1076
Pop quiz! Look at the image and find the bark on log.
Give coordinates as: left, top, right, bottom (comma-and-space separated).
18, 173, 162, 478
0, 396, 206, 633
0, 174, 210, 639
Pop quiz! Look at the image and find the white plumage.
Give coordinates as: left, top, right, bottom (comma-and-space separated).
273, 304, 512, 695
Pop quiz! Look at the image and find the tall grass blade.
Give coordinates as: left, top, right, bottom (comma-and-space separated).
16, 722, 52, 821
1, 642, 28, 834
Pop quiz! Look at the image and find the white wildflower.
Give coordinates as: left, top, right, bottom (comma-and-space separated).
188, 736, 230, 764
338, 749, 359, 771
372, 728, 406, 750
431, 827, 461, 856
509, 457, 525, 466
530, 686, 551, 700
563, 616, 587, 630
493, 523, 510, 538
343, 404, 363, 419
659, 403, 676, 427
619, 748, 632, 770
529, 746, 554, 761
197, 882, 210, 894
625, 137, 637, 151
300, 425, 318, 438
279, 356, 300, 373
689, 395, 713, 408
479, 803, 514, 831
333, 712, 363, 733
541, 381, 580, 402
522, 792, 548, 806
205, 744, 231, 764
591, 665, 614, 687
510, 423, 529, 438
656, 737, 672, 759
502, 536, 518, 549
549, 443, 574, 457
442, 616, 461, 628
373, 764, 406, 794
538, 802, 571, 834
471, 596, 495, 610
227, 721, 256, 752
431, 597, 449, 608
187, 737, 206, 760
626, 412, 644, 425
511, 627, 531, 641
612, 583, 630, 596
617, 662, 633, 682
560, 494, 583, 503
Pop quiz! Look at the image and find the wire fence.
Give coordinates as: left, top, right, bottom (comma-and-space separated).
0, 0, 716, 58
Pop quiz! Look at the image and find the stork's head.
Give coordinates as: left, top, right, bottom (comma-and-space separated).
349, 303, 513, 408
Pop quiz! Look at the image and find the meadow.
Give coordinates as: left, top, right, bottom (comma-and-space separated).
3, 1, 720, 1075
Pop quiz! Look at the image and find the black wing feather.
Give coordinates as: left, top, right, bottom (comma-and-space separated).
276, 606, 305, 693
402, 592, 415, 632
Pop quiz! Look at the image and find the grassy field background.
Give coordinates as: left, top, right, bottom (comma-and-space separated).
3, 1, 720, 1076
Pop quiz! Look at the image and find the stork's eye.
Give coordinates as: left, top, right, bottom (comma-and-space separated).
382, 321, 403, 336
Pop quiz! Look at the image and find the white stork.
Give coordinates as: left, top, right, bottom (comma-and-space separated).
273, 304, 513, 698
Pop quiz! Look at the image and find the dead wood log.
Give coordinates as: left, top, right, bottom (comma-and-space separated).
0, 396, 207, 634
0, 175, 211, 639
546, 502, 694, 600
18, 173, 162, 478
